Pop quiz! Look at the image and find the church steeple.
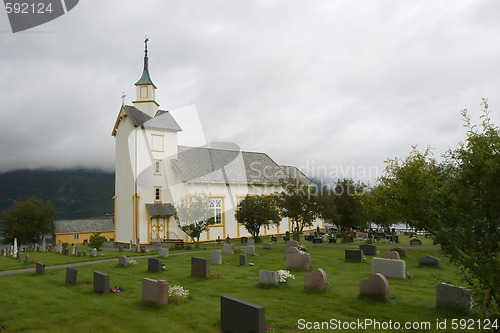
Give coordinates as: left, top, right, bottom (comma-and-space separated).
135, 37, 156, 87
133, 37, 159, 117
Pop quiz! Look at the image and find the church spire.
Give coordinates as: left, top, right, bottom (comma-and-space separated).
135, 37, 156, 87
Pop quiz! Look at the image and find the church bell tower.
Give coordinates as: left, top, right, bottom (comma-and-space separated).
132, 37, 159, 117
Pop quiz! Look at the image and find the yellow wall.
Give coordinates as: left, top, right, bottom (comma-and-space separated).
55, 231, 115, 244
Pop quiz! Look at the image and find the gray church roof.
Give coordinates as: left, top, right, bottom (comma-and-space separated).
145, 203, 175, 217
114, 105, 181, 134
54, 218, 114, 234
172, 146, 311, 185
280, 165, 312, 185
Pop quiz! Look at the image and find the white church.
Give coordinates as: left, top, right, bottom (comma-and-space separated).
112, 40, 324, 245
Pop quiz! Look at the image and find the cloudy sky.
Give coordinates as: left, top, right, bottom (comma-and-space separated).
1, 0, 499, 185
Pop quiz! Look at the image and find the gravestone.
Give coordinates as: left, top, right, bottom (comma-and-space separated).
286, 240, 299, 248
286, 253, 311, 270
1, 248, 5, 256
322, 234, 328, 243
271, 236, 277, 242
359, 244, 377, 255
83, 251, 87, 257
35, 262, 45, 275
240, 237, 248, 244
410, 238, 422, 246
118, 256, 128, 267
239, 254, 247, 266
345, 249, 363, 261
304, 268, 327, 291
148, 258, 163, 272
13, 238, 18, 257
91, 248, 97, 257
358, 232, 368, 240
77, 251, 81, 257
64, 248, 69, 256
418, 255, 441, 267
247, 238, 255, 246
159, 247, 169, 258
93, 271, 109, 294
359, 273, 390, 299
435, 282, 473, 312
24, 254, 30, 263
262, 243, 273, 250
243, 245, 256, 256
41, 237, 46, 252
382, 251, 400, 260
66, 268, 77, 285
72, 245, 77, 256
191, 257, 209, 278
57, 242, 62, 254
211, 250, 222, 265
313, 238, 323, 243
285, 246, 301, 255
259, 270, 278, 285
18, 252, 23, 262
223, 243, 234, 254
129, 240, 133, 251
221, 296, 265, 333
142, 278, 169, 306
371, 257, 406, 279
390, 247, 407, 258
34, 244, 38, 252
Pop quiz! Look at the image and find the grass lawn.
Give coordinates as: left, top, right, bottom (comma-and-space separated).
0, 239, 487, 332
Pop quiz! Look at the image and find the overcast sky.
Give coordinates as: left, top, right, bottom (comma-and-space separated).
1, 0, 499, 185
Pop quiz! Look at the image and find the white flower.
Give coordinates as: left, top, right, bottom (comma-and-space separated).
276, 270, 295, 284
169, 285, 190, 303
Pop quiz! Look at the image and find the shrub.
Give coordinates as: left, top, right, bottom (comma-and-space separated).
88, 232, 106, 250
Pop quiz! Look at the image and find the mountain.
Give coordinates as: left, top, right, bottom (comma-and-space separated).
0, 169, 114, 220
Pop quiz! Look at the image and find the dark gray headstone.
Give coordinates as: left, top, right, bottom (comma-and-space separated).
241, 237, 248, 244
359, 244, 377, 255
345, 249, 364, 261
410, 238, 422, 246
93, 271, 109, 294
64, 248, 69, 256
313, 238, 323, 243
419, 255, 441, 267
66, 268, 77, 285
35, 262, 45, 275
221, 295, 265, 333
83, 251, 87, 257
148, 258, 163, 272
239, 254, 247, 266
191, 257, 209, 278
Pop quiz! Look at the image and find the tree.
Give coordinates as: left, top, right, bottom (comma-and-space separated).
0, 197, 55, 246
173, 192, 214, 247
277, 177, 320, 240
366, 99, 499, 322
88, 232, 106, 250
235, 194, 281, 241
323, 178, 370, 241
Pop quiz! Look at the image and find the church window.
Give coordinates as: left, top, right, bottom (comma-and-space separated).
209, 198, 223, 225
154, 160, 162, 175
151, 134, 164, 152
74, 233, 79, 240
140, 86, 148, 98
154, 187, 161, 202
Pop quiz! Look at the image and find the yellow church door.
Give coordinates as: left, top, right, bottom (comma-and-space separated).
150, 217, 166, 240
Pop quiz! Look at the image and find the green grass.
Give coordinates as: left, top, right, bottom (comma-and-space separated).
0, 240, 486, 333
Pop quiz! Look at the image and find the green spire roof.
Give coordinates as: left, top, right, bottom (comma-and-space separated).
135, 38, 156, 87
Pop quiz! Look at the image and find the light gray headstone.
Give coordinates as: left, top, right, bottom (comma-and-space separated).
371, 257, 406, 279
91, 248, 97, 257
24, 254, 30, 263
259, 270, 278, 285
418, 255, 441, 267
223, 243, 234, 254
243, 245, 256, 256
435, 282, 473, 312
159, 247, 169, 258
286, 240, 299, 248
211, 250, 222, 265
263, 243, 273, 250
118, 255, 128, 267
247, 238, 255, 246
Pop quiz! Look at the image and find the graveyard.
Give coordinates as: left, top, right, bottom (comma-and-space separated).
0, 237, 486, 332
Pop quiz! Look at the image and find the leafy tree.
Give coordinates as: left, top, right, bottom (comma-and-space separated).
332, 178, 370, 237
88, 232, 107, 250
277, 177, 320, 240
174, 192, 214, 247
366, 99, 500, 321
0, 196, 55, 245
235, 194, 281, 241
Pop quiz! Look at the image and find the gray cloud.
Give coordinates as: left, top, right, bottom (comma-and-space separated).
0, 0, 499, 184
